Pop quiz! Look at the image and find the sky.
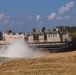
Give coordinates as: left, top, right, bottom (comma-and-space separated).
0, 0, 76, 32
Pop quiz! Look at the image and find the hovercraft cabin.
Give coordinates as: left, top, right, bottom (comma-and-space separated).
0, 27, 72, 44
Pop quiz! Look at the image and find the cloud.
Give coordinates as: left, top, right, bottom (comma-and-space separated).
0, 13, 5, 19
48, 1, 74, 20
3, 20, 10, 24
59, 1, 74, 14
48, 12, 70, 20
27, 16, 33, 20
2, 20, 15, 25
6, 15, 10, 18
36, 15, 41, 20
48, 12, 56, 20
9, 21, 24, 26
39, 20, 44, 25
0, 13, 10, 19
56, 16, 70, 20
63, 16, 70, 19
10, 21, 15, 25
56, 16, 63, 20
3, 20, 23, 26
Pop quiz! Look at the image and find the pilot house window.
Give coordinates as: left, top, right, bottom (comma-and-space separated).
34, 34, 39, 40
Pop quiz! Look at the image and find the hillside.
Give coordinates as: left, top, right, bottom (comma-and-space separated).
0, 51, 76, 75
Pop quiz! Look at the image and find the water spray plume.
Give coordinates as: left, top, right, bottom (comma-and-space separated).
0, 40, 48, 58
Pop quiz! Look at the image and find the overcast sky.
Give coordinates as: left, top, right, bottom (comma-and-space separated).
0, 0, 76, 32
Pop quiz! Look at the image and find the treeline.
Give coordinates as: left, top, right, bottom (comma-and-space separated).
56, 26, 76, 37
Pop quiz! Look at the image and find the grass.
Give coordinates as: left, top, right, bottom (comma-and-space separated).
0, 51, 76, 75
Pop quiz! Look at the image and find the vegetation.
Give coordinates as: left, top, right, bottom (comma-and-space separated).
0, 51, 76, 75
72, 31, 76, 37
57, 26, 76, 37
0, 32, 2, 40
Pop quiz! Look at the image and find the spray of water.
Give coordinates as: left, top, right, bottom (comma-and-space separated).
0, 40, 48, 58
